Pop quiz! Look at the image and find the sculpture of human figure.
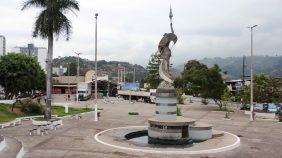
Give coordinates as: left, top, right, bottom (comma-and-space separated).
157, 6, 178, 84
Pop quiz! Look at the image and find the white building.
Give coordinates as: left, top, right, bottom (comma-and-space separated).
53, 65, 67, 76
0, 35, 6, 56
12, 43, 47, 72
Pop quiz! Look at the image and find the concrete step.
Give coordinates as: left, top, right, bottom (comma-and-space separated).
0, 136, 22, 158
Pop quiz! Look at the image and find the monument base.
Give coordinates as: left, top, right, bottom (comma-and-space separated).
148, 117, 195, 145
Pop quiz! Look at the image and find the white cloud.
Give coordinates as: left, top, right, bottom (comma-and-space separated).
1, 0, 282, 67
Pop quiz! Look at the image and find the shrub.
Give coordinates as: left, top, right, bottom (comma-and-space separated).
21, 98, 44, 115
128, 112, 139, 115
177, 106, 182, 116
177, 88, 185, 104
177, 95, 184, 104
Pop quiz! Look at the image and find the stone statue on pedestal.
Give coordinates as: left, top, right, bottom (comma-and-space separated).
157, 6, 178, 86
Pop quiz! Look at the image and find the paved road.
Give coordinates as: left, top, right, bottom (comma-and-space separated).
0, 98, 282, 158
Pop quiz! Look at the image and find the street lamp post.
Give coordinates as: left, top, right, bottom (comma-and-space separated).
68, 62, 70, 101
75, 52, 82, 103
248, 25, 257, 121
94, 13, 98, 122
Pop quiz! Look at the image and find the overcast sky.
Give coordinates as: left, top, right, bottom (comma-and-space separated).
0, 0, 282, 67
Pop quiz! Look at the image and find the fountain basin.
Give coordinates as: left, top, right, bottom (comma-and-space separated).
94, 126, 240, 154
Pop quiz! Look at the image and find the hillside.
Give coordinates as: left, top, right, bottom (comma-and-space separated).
174, 55, 282, 79
53, 56, 147, 82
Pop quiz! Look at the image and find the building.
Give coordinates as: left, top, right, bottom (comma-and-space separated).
12, 43, 47, 72
52, 71, 113, 95
53, 65, 67, 76
0, 35, 6, 56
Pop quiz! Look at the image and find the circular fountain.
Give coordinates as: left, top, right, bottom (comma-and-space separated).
94, 7, 240, 154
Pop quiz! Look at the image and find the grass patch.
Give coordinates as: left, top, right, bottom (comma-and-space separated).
128, 112, 139, 115
0, 103, 92, 124
52, 106, 92, 117
0, 104, 18, 124
213, 108, 234, 112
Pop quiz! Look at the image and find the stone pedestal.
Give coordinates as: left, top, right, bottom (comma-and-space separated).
148, 81, 195, 145
155, 82, 177, 121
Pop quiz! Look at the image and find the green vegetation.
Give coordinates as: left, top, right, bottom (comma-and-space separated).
145, 53, 162, 88
238, 73, 282, 104
0, 104, 18, 124
0, 103, 92, 124
176, 88, 185, 104
53, 56, 146, 82
0, 53, 46, 99
213, 108, 234, 112
52, 106, 91, 117
128, 112, 139, 115
22, 0, 80, 119
176, 106, 182, 116
175, 60, 227, 109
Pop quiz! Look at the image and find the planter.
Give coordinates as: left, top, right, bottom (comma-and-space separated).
32, 117, 63, 126
32, 118, 48, 126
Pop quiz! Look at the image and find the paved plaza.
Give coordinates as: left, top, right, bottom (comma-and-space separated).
1, 97, 282, 158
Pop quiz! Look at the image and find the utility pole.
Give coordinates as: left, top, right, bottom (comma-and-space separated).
75, 52, 81, 102
123, 67, 126, 84
120, 68, 123, 83
242, 55, 246, 85
248, 25, 258, 121
133, 65, 136, 83
94, 13, 98, 122
117, 64, 120, 84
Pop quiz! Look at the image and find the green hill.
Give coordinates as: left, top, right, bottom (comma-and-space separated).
53, 56, 147, 82
174, 55, 282, 79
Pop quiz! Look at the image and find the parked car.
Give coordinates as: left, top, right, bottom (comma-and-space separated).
267, 103, 277, 113
263, 103, 269, 112
254, 103, 263, 111
276, 103, 282, 111
241, 104, 250, 110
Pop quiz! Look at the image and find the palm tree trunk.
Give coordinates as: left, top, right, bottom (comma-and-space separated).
45, 34, 53, 119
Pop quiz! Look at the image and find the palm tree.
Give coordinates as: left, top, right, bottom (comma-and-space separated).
22, 0, 79, 119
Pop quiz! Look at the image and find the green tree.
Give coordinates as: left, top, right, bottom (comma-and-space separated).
201, 65, 227, 107
254, 73, 281, 103
237, 73, 282, 105
183, 60, 207, 72
221, 90, 232, 118
145, 53, 161, 89
22, 0, 79, 119
178, 60, 227, 108
65, 61, 77, 76
0, 53, 45, 99
237, 85, 250, 105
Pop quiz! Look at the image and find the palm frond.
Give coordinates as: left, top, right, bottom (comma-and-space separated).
22, 0, 79, 40
21, 0, 46, 11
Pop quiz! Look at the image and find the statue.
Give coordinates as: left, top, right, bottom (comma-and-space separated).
157, 6, 178, 84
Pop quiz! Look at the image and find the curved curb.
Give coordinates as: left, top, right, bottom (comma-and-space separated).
14, 137, 25, 158
16, 144, 25, 158
94, 126, 240, 155
0, 135, 6, 152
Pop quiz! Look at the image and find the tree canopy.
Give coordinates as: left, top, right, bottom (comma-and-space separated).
175, 60, 227, 106
238, 73, 282, 104
145, 53, 161, 89
0, 53, 46, 99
